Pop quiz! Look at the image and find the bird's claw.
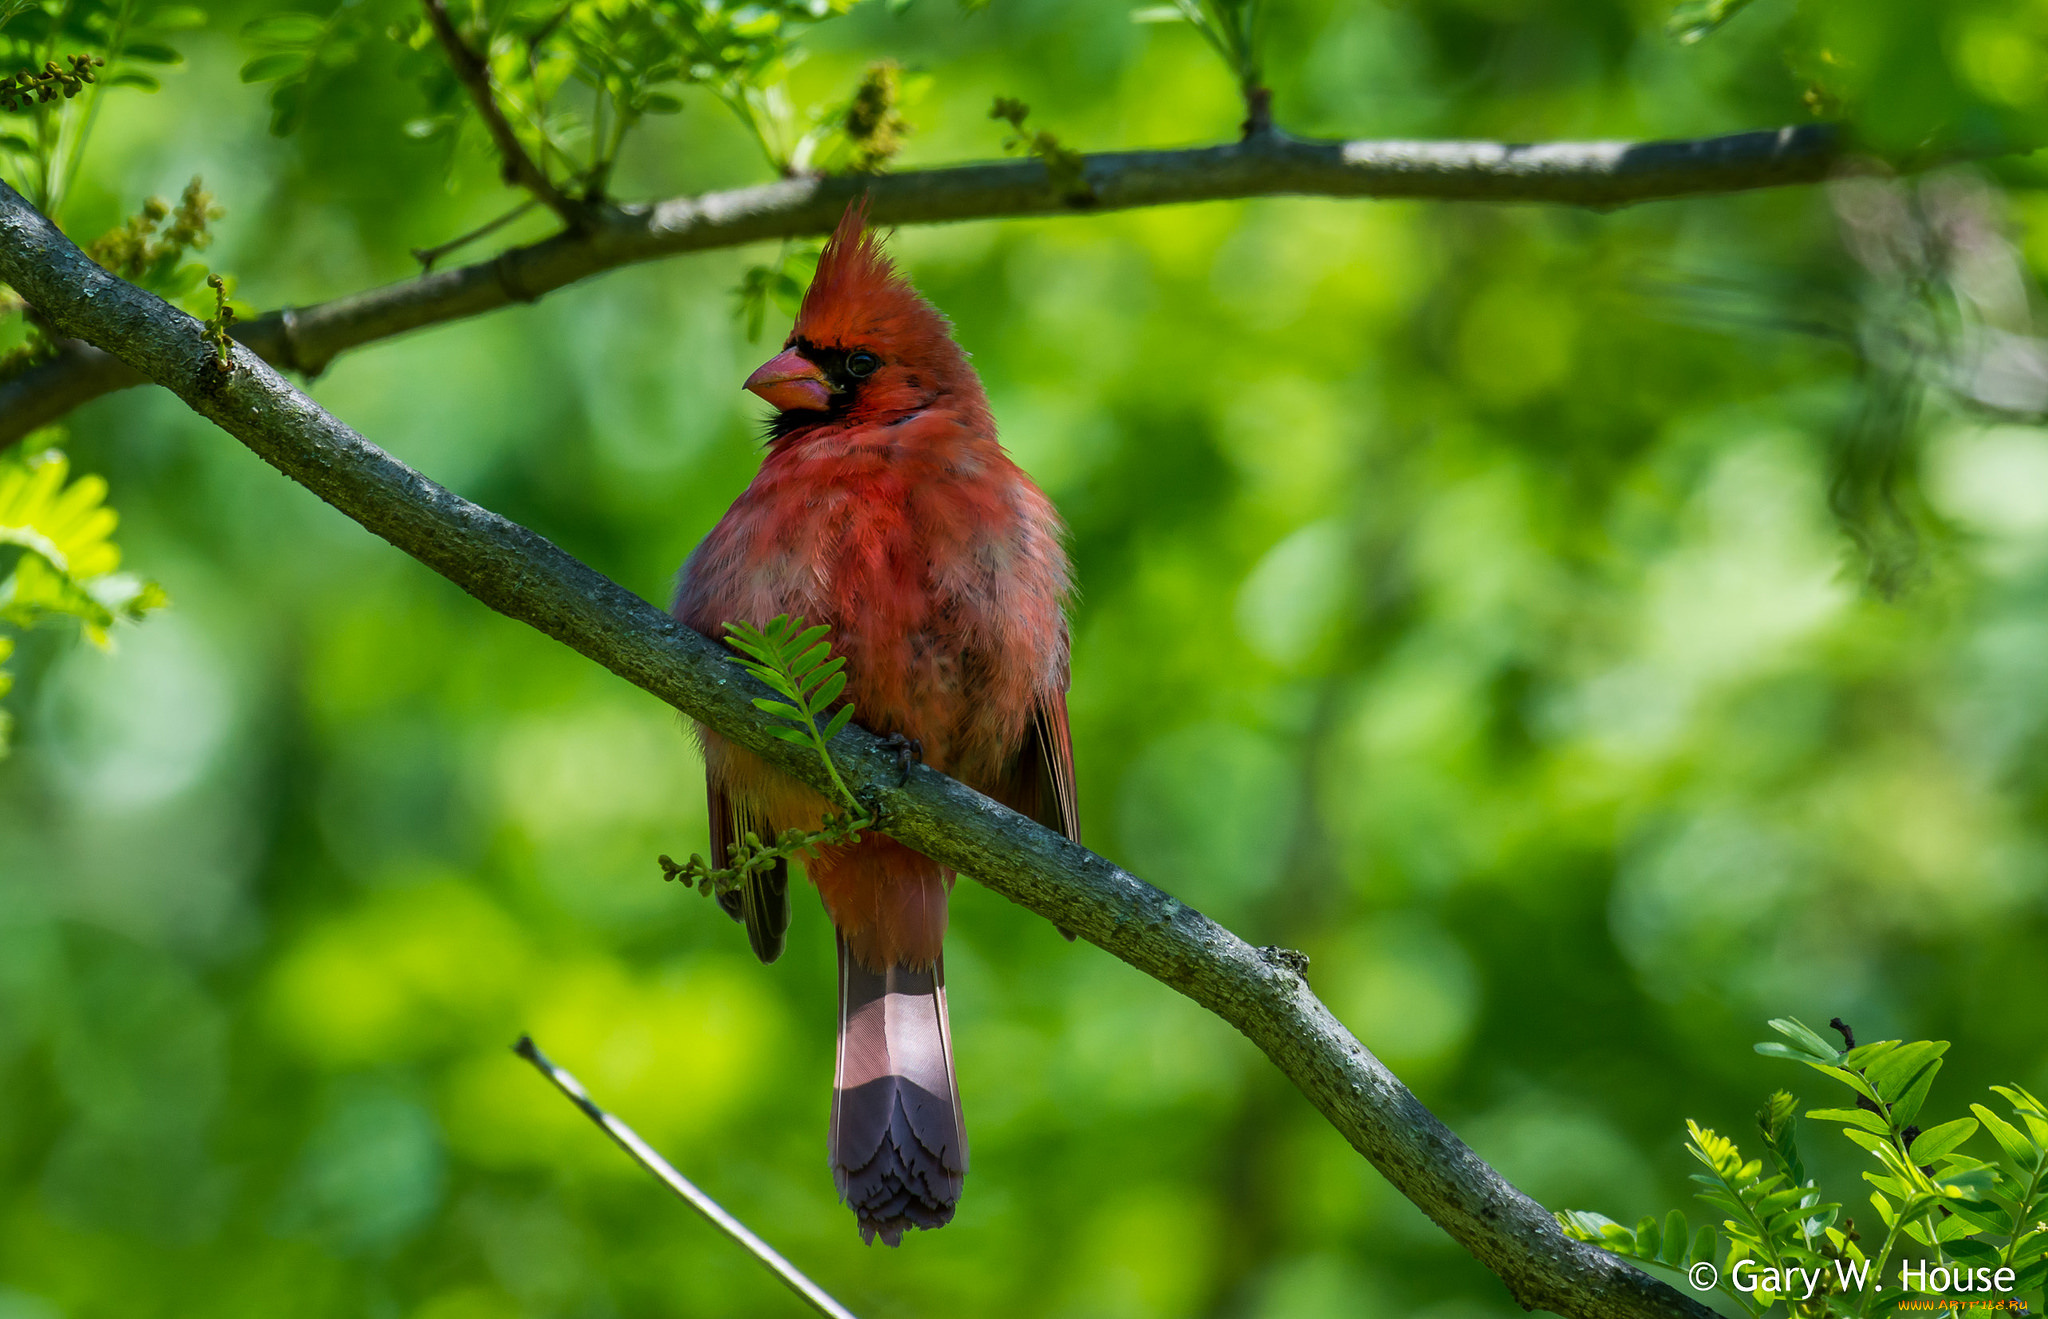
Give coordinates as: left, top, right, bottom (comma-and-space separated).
881, 732, 923, 784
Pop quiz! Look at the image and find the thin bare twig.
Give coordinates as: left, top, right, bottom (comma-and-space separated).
412, 198, 541, 270
513, 1035, 859, 1319
420, 0, 583, 226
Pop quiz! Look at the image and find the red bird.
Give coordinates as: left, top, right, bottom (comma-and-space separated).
672, 201, 1079, 1245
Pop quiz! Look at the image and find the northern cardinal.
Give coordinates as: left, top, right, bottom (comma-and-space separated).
671, 200, 1079, 1245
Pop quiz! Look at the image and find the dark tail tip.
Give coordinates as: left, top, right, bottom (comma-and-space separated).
833, 1077, 963, 1247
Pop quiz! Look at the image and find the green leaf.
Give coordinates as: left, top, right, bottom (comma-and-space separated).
822, 705, 854, 740
743, 668, 802, 701
1688, 1222, 1716, 1265
105, 71, 160, 91
1841, 1042, 1901, 1075
1910, 1118, 1978, 1162
1808, 1107, 1892, 1135
766, 727, 813, 745
802, 656, 847, 695
1933, 1208, 1982, 1241
1808, 1063, 1886, 1108
1659, 1209, 1688, 1266
1759, 1089, 1806, 1187
1937, 1164, 1998, 1200
1761, 1019, 1843, 1065
241, 12, 326, 44
142, 6, 209, 30
267, 79, 306, 135
1890, 1059, 1942, 1128
1992, 1086, 2048, 1150
1867, 1041, 1947, 1102
1555, 1209, 1627, 1246
1948, 1197, 2011, 1234
122, 42, 183, 64
812, 671, 847, 708
751, 698, 807, 721
240, 52, 308, 84
1973, 1103, 2043, 1171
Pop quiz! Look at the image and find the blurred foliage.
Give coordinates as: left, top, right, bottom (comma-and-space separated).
1666, 0, 1760, 46
1562, 1019, 2048, 1313
14, 1, 2048, 1318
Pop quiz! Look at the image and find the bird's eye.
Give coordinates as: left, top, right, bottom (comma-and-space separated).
846, 351, 880, 378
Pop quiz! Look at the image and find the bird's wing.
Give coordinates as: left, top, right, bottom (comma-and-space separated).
708, 781, 791, 964
1019, 691, 1081, 845
1015, 693, 1081, 942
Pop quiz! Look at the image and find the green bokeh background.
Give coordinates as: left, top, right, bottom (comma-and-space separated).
8, 0, 2048, 1315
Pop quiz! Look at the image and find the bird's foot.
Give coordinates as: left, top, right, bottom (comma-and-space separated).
880, 732, 923, 784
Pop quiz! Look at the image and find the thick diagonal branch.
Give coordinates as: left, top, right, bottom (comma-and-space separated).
421, 0, 582, 225
0, 123, 1861, 442
0, 174, 1710, 1319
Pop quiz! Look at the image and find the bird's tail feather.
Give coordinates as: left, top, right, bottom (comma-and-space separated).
830, 933, 967, 1245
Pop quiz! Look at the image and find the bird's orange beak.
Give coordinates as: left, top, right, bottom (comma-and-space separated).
745, 347, 834, 412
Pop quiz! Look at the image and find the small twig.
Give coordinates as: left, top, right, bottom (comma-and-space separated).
420, 0, 583, 227
202, 274, 234, 374
411, 198, 541, 270
512, 1035, 859, 1319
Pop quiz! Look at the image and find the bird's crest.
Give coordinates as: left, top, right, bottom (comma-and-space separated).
794, 198, 955, 356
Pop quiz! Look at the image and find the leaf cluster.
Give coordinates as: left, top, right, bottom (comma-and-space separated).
656, 809, 864, 898
654, 614, 873, 900
237, 7, 378, 138
0, 52, 102, 111
839, 59, 908, 173
83, 176, 219, 287
0, 0, 194, 95
1561, 1107, 1844, 1317
0, 442, 165, 756
1559, 1018, 2048, 1317
0, 0, 200, 214
244, 0, 867, 190
723, 614, 865, 811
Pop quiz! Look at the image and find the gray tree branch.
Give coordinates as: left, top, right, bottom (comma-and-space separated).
0, 174, 1708, 1319
0, 122, 1855, 443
